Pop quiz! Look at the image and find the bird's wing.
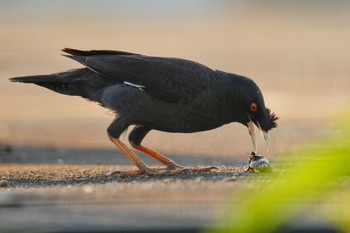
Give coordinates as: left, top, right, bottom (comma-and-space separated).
62, 48, 214, 102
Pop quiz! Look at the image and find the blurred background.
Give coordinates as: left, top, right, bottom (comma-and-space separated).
1, 0, 349, 159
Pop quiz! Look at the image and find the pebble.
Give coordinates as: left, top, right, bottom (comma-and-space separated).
0, 180, 9, 188
226, 176, 237, 182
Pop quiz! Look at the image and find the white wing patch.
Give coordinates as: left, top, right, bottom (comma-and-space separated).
124, 81, 145, 90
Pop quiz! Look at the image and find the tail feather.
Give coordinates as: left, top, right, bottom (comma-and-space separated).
10, 74, 64, 84
10, 68, 117, 100
10, 73, 74, 95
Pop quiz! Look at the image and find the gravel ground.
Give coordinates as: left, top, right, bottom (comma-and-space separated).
0, 163, 248, 188
0, 146, 265, 233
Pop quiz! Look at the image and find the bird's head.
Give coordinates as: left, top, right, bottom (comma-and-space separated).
235, 77, 279, 153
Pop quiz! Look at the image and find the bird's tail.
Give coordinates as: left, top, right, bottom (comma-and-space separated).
10, 68, 116, 100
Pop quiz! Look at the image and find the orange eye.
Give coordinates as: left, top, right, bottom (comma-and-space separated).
250, 103, 257, 112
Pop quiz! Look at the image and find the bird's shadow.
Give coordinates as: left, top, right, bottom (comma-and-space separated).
1, 145, 246, 166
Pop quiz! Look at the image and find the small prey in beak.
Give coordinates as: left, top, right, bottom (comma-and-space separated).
247, 151, 272, 173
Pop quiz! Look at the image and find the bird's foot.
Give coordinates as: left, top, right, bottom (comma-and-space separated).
150, 166, 218, 176
107, 166, 218, 178
164, 166, 218, 175
107, 169, 145, 178
165, 160, 184, 170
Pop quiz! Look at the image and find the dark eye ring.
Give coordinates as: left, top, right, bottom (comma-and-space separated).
250, 102, 258, 112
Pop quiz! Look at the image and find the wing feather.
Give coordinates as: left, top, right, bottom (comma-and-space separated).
63, 49, 214, 102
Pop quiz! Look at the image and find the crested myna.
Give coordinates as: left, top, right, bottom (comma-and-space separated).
11, 48, 278, 176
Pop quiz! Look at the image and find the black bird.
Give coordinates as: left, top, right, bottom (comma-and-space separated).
10, 48, 278, 176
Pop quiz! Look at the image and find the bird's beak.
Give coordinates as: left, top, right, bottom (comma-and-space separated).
261, 130, 270, 152
247, 120, 270, 153
247, 121, 257, 153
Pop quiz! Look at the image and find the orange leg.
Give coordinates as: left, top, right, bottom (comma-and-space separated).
131, 143, 217, 175
109, 137, 158, 176
109, 136, 217, 177
131, 144, 182, 170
